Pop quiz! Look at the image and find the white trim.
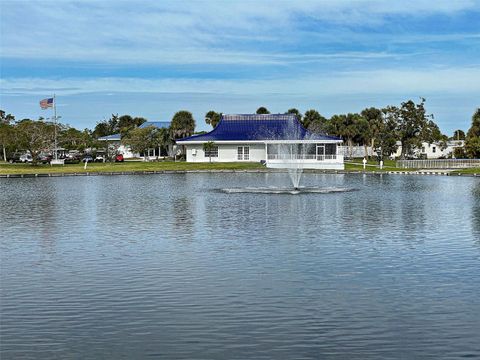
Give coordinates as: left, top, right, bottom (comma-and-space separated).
178, 140, 265, 144
265, 140, 341, 144
177, 139, 342, 145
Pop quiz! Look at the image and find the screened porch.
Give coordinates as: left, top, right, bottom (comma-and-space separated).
265, 142, 344, 170
266, 143, 340, 160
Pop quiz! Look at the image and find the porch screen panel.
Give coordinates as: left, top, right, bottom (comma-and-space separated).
267, 144, 280, 155
325, 144, 336, 155
305, 144, 316, 155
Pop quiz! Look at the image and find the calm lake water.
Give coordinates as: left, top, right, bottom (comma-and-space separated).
1, 173, 479, 359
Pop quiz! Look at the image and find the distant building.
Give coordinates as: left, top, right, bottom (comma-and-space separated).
98, 121, 171, 159
391, 140, 465, 159
176, 114, 344, 169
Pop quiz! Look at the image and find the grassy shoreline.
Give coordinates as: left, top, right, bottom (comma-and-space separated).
0, 161, 265, 175
0, 160, 478, 176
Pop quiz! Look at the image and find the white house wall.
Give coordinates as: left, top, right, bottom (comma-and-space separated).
98, 140, 136, 159
118, 144, 136, 159
186, 144, 266, 162
184, 143, 344, 169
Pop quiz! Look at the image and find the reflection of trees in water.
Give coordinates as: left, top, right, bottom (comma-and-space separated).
173, 196, 194, 240
472, 181, 480, 243
29, 180, 58, 255
397, 177, 427, 244
338, 175, 399, 243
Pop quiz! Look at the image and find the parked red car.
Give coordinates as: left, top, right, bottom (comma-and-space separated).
115, 154, 124, 162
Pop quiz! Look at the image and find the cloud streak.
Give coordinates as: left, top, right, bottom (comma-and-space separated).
1, 0, 479, 65
2, 67, 479, 97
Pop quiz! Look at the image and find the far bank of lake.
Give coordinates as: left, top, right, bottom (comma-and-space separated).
1, 160, 479, 177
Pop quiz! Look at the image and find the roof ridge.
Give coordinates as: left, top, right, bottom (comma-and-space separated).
221, 114, 296, 121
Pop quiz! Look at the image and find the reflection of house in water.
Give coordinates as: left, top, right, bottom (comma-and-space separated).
472, 182, 480, 240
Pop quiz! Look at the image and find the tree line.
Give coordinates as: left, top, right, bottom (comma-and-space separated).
0, 110, 196, 164
1, 101, 479, 164
206, 100, 480, 159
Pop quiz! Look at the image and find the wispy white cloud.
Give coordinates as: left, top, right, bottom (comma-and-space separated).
2, 67, 479, 96
1, 0, 479, 133
1, 0, 478, 65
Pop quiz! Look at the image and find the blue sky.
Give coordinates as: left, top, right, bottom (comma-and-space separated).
1, 0, 479, 134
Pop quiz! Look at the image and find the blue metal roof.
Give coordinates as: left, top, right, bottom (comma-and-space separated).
98, 133, 121, 141
177, 114, 341, 142
139, 121, 170, 129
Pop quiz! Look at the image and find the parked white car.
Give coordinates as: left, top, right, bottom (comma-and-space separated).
95, 154, 105, 162
19, 154, 33, 163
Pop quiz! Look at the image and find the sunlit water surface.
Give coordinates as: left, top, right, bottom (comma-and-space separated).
1, 173, 479, 359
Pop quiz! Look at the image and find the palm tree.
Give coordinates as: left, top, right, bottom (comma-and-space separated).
170, 111, 195, 159
286, 108, 302, 122
256, 107, 270, 114
205, 111, 221, 128
170, 111, 195, 140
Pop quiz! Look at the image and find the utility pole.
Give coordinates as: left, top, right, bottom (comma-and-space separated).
50, 94, 63, 165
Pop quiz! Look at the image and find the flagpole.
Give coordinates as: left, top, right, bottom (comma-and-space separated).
54, 93, 57, 160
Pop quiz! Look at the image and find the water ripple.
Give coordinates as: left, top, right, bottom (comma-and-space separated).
1, 174, 479, 359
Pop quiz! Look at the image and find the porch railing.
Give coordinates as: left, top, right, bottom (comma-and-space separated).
267, 154, 340, 161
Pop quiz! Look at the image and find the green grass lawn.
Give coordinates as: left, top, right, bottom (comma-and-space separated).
0, 161, 265, 175
344, 158, 408, 172
1, 159, 478, 176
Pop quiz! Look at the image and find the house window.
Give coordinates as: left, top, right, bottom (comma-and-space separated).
422, 147, 426, 153
147, 148, 155, 157
204, 146, 218, 158
432, 146, 436, 153
237, 146, 249, 160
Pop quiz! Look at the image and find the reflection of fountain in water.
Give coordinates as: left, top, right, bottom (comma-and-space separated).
221, 187, 356, 195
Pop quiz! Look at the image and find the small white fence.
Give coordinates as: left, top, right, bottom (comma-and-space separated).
397, 159, 480, 169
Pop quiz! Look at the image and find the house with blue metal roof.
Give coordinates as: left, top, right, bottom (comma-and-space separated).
98, 121, 171, 159
176, 114, 344, 169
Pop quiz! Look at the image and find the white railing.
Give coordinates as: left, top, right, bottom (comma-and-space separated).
397, 159, 480, 169
267, 154, 340, 161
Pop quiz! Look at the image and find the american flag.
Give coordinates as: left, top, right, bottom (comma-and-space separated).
40, 98, 54, 109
